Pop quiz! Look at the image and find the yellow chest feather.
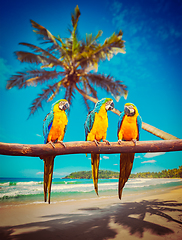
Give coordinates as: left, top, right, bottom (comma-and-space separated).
87, 105, 108, 141
119, 115, 138, 141
48, 111, 68, 142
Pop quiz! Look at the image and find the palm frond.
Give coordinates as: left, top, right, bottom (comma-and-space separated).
7, 71, 27, 89
74, 31, 125, 70
16, 45, 66, 69
47, 79, 65, 102
82, 81, 90, 112
74, 31, 102, 68
30, 20, 67, 59
70, 6, 81, 57
81, 79, 97, 111
19, 42, 59, 60
6, 69, 63, 89
64, 83, 75, 106
15, 51, 48, 64
31, 20, 58, 46
26, 69, 63, 86
71, 5, 81, 28
29, 82, 63, 116
85, 30, 103, 49
94, 32, 125, 60
93, 32, 125, 61
87, 73, 128, 100
81, 96, 90, 112
82, 77, 98, 99
19, 42, 49, 54
54, 36, 71, 63
29, 87, 53, 116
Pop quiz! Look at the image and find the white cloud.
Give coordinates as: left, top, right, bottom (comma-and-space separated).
36, 171, 44, 175
36, 134, 42, 137
113, 164, 118, 166
141, 160, 156, 164
144, 152, 166, 158
103, 156, 109, 159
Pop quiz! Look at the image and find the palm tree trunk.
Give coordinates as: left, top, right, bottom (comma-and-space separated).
74, 84, 178, 140
141, 122, 178, 140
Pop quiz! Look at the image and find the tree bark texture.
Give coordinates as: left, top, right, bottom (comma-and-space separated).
0, 140, 181, 158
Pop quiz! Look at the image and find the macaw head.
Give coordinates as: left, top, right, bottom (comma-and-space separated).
52, 99, 70, 113
95, 98, 114, 112
124, 103, 138, 117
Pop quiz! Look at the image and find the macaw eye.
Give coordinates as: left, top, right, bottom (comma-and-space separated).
59, 102, 64, 110
124, 106, 135, 116
59, 101, 70, 110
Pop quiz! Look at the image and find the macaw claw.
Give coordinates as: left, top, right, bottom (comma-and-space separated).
132, 139, 137, 146
57, 141, 66, 148
118, 139, 122, 145
47, 141, 55, 148
103, 139, 110, 145
93, 139, 99, 146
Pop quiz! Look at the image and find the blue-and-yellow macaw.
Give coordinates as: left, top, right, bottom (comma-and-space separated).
43, 99, 69, 203
117, 103, 142, 199
84, 98, 114, 195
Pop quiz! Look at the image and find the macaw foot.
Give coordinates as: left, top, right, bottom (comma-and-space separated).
47, 141, 55, 148
57, 141, 66, 148
132, 139, 137, 146
118, 139, 122, 145
93, 139, 99, 146
103, 139, 110, 145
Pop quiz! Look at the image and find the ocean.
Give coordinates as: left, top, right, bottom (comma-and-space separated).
0, 177, 182, 207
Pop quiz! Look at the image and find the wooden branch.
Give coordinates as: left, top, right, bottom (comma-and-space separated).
0, 140, 182, 158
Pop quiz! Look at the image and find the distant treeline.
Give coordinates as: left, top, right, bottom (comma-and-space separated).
63, 166, 182, 179
63, 170, 119, 179
130, 165, 182, 178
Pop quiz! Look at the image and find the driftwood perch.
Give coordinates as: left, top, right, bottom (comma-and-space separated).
0, 140, 181, 158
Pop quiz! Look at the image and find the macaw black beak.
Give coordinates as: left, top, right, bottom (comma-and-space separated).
63, 102, 70, 111
108, 101, 114, 110
124, 106, 135, 116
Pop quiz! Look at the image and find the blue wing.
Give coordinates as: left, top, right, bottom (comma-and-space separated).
84, 110, 95, 140
117, 111, 125, 138
43, 111, 54, 144
137, 115, 142, 140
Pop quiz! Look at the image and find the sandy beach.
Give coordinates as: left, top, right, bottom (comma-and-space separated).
0, 186, 182, 240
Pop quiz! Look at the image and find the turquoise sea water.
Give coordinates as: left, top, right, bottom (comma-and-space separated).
0, 178, 182, 207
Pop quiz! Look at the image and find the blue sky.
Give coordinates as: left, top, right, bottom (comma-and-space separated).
0, 0, 182, 178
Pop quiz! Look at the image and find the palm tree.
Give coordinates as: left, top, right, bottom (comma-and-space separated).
6, 5, 178, 140
7, 6, 127, 113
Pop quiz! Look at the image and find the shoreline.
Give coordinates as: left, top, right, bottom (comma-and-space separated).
0, 185, 182, 239
1, 178, 181, 209
0, 178, 182, 210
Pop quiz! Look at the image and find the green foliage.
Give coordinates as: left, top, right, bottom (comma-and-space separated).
63, 166, 182, 179
63, 170, 119, 179
130, 165, 182, 178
